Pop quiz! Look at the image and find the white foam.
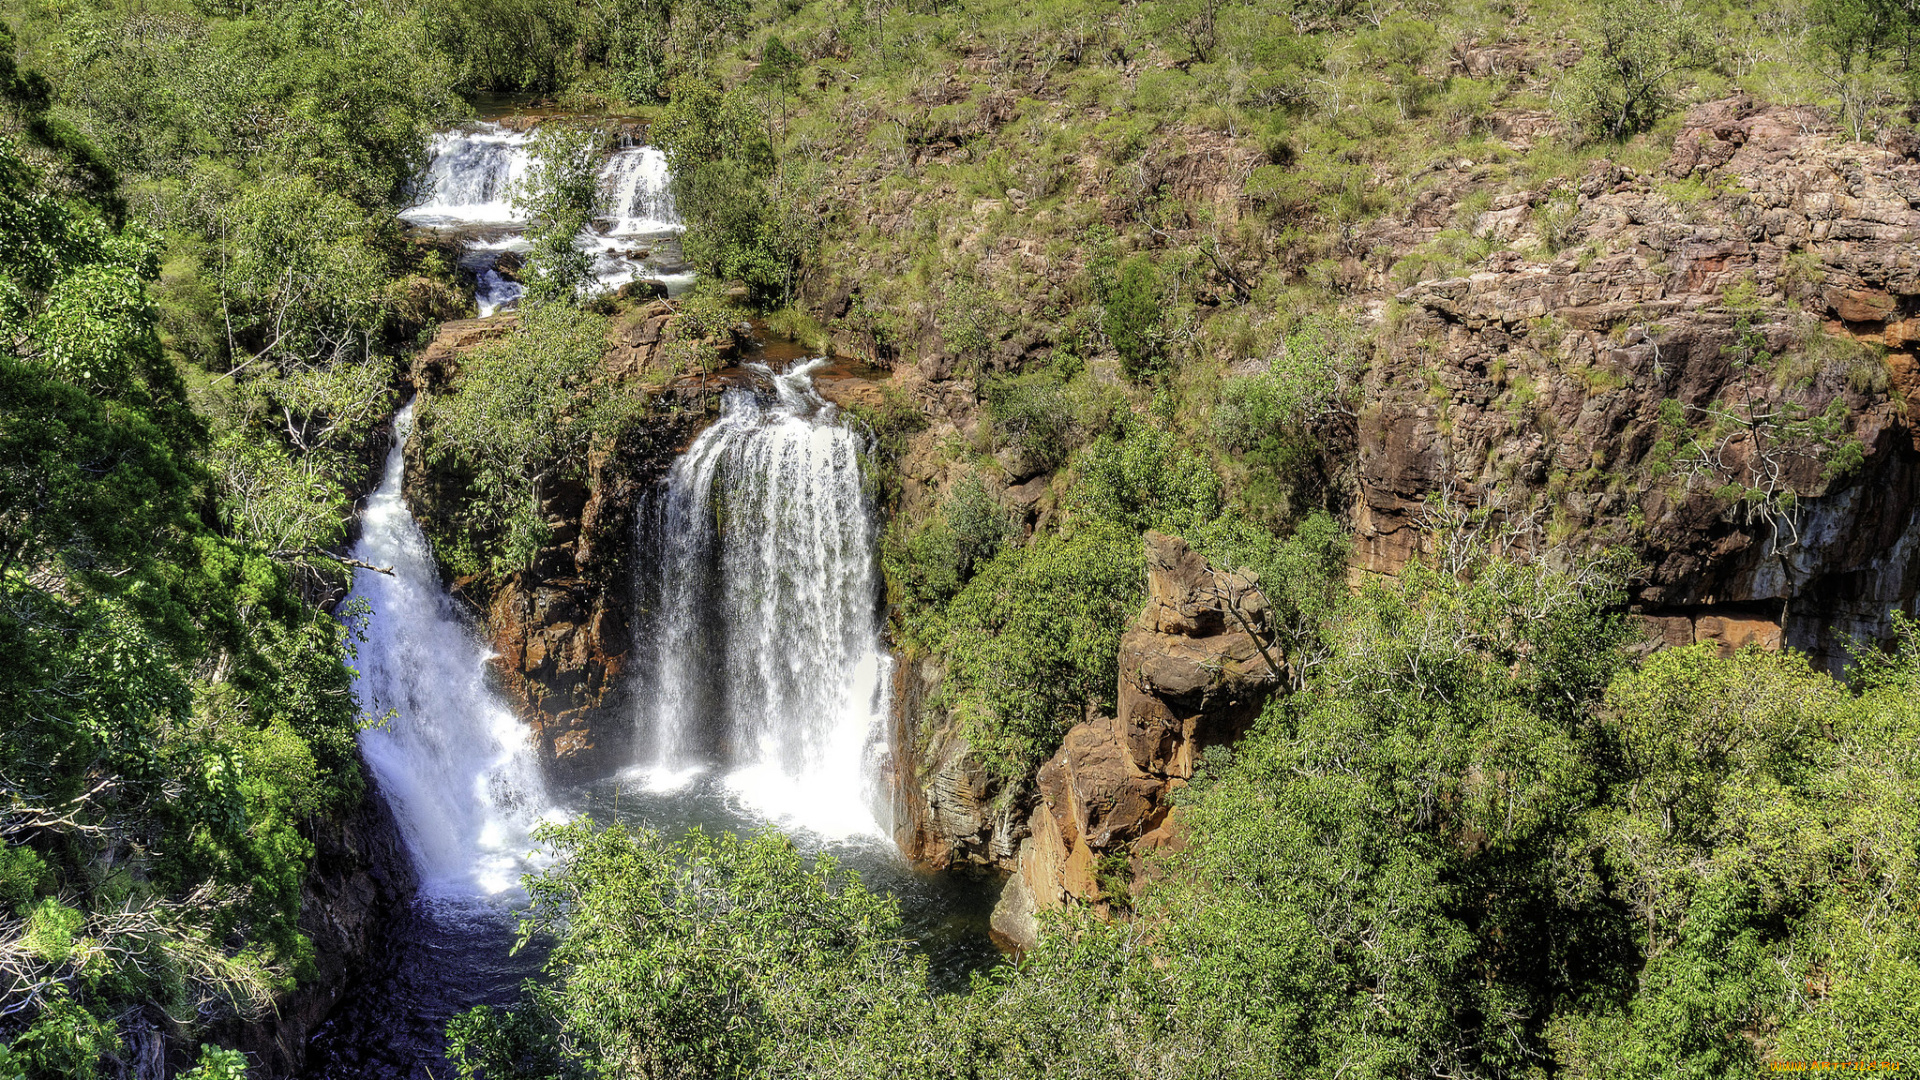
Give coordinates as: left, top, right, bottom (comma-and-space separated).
348, 403, 561, 897
637, 361, 894, 842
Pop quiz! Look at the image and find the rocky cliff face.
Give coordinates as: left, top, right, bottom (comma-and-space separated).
860, 97, 1920, 920
1359, 97, 1920, 667
403, 306, 722, 780
991, 533, 1278, 949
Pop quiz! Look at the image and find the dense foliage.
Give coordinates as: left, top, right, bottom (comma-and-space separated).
453, 544, 1920, 1077
0, 105, 367, 1075
415, 304, 640, 574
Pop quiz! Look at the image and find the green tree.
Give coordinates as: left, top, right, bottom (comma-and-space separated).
448, 822, 927, 1080
942, 521, 1145, 780
1806, 0, 1901, 140
1103, 255, 1162, 380
1562, 0, 1716, 141
0, 131, 362, 1072
513, 126, 609, 307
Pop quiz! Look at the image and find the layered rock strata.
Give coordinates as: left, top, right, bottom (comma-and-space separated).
1360, 97, 1920, 666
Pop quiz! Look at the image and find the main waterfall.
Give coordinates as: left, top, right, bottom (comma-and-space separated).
638, 360, 892, 839
347, 403, 556, 895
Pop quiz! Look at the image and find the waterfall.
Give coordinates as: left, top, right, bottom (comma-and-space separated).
597, 146, 679, 235
400, 124, 533, 227
348, 403, 557, 894
398, 123, 694, 310
637, 360, 892, 840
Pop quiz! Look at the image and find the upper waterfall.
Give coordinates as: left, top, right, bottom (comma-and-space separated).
347, 403, 558, 894
598, 144, 679, 235
636, 360, 892, 840
399, 124, 533, 227
399, 121, 690, 313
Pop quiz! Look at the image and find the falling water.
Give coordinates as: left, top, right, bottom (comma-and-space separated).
400, 123, 693, 309
597, 145, 679, 234
637, 360, 892, 839
399, 124, 533, 227
347, 402, 557, 895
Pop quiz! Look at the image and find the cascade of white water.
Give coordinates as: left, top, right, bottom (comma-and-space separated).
348, 403, 558, 894
400, 124, 533, 227
637, 360, 892, 839
597, 146, 680, 235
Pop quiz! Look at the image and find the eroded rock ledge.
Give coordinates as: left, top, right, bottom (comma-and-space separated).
402, 306, 721, 780
1361, 97, 1920, 667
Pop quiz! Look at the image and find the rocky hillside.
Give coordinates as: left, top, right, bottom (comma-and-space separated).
1364, 97, 1920, 667
409, 95, 1920, 899
823, 96, 1920, 886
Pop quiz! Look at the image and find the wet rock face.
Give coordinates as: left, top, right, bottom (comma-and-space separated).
889, 656, 1030, 871
1357, 98, 1920, 667
994, 533, 1279, 949
448, 410, 708, 779
216, 782, 417, 1078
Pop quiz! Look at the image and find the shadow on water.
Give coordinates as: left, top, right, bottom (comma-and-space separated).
302, 894, 547, 1080
300, 778, 1001, 1079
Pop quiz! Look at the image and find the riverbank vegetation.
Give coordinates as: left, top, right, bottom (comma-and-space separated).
0, 44, 373, 1075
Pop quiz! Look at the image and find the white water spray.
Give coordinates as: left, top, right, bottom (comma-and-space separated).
400, 125, 533, 227
348, 403, 558, 895
637, 361, 892, 840
597, 145, 679, 235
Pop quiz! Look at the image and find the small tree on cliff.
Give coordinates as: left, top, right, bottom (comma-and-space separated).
1673, 286, 1867, 626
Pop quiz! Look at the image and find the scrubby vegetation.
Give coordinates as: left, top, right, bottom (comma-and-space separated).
452, 544, 1920, 1077
0, 59, 374, 1075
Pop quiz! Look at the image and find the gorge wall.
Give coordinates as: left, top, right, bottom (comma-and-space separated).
850, 98, 1920, 892
1359, 97, 1920, 667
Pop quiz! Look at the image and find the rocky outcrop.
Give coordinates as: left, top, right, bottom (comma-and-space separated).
992, 533, 1278, 949
888, 654, 1030, 870
403, 304, 725, 779
1357, 97, 1920, 667
468, 410, 703, 776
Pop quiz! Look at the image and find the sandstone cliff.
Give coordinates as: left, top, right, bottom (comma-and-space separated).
1359, 97, 1920, 667
402, 305, 722, 779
